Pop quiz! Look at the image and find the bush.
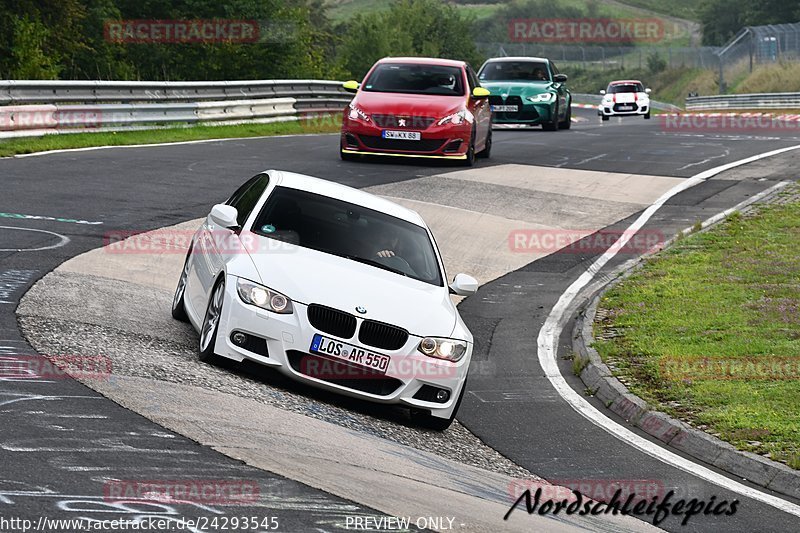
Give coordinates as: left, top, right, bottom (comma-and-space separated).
647, 52, 667, 74
335, 0, 483, 79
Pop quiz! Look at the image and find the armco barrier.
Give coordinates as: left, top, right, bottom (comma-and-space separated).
0, 80, 352, 138
686, 92, 800, 111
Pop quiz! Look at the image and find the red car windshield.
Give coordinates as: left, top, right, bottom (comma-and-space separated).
362, 63, 465, 96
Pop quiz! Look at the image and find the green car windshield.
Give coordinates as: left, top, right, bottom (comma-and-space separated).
479, 61, 550, 82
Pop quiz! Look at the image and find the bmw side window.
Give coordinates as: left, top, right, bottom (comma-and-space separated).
226, 175, 260, 207
227, 174, 269, 227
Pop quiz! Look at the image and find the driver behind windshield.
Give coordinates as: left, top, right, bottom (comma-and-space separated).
373, 227, 402, 259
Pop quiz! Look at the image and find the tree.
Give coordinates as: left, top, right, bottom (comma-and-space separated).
336, 0, 483, 79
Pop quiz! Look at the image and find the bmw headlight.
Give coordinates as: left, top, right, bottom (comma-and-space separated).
347, 103, 371, 123
417, 337, 468, 362
437, 109, 474, 126
527, 93, 555, 103
236, 279, 293, 314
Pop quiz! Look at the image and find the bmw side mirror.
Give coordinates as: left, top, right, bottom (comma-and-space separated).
343, 80, 360, 93
553, 74, 568, 83
449, 273, 478, 296
209, 204, 239, 229
472, 87, 491, 98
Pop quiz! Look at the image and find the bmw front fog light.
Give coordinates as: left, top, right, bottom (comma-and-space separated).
237, 279, 293, 314
418, 337, 468, 362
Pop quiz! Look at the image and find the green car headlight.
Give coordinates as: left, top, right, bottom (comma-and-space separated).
527, 93, 555, 103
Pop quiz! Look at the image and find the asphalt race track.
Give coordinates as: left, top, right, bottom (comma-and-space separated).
2, 107, 800, 531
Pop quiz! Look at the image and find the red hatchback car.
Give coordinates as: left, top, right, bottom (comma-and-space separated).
340, 57, 493, 166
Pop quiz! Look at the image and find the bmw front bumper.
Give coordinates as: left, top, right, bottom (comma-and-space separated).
213, 275, 471, 420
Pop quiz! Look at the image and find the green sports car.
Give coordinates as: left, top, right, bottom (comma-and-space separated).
477, 57, 571, 130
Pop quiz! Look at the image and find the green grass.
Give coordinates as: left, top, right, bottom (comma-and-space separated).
733, 61, 800, 94
594, 195, 800, 468
0, 120, 340, 158
613, 0, 700, 21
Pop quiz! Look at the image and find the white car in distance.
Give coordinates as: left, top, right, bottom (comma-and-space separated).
172, 170, 478, 430
599, 80, 652, 120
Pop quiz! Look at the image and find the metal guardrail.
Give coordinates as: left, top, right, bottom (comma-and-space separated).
572, 92, 682, 112
0, 80, 352, 138
686, 92, 800, 111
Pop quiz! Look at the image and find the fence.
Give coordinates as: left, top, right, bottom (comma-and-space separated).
0, 80, 352, 138
476, 43, 721, 71
717, 23, 800, 93
686, 92, 800, 111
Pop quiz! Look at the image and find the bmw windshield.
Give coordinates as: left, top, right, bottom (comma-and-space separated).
252, 186, 444, 286
479, 61, 551, 82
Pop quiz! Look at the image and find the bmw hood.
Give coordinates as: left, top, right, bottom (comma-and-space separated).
247, 242, 459, 339
481, 81, 553, 96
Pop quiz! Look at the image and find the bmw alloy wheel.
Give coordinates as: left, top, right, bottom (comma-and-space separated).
171, 250, 191, 321
199, 278, 225, 362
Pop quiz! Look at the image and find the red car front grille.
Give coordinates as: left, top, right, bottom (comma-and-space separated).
371, 114, 436, 129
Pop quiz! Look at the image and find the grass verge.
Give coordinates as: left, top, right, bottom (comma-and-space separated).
0, 120, 340, 158
594, 188, 800, 469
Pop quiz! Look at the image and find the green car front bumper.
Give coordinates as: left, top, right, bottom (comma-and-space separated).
489, 98, 555, 125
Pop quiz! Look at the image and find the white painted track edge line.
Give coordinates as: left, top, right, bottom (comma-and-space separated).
537, 144, 800, 517
6, 131, 337, 160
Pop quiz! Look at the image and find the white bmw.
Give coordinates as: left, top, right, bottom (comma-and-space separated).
172, 170, 478, 430
599, 80, 651, 120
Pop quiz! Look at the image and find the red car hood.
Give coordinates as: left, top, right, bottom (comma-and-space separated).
353, 91, 465, 118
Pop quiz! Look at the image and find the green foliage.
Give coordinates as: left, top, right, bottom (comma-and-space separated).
700, 0, 800, 46
0, 0, 343, 80
336, 0, 483, 79
646, 51, 667, 74
9, 17, 61, 79
473, 0, 585, 43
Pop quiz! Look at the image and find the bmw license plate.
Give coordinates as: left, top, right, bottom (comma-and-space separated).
310, 334, 391, 374
491, 105, 518, 112
382, 130, 420, 140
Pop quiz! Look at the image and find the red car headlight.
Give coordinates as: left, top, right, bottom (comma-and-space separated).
437, 109, 473, 126
347, 103, 371, 123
